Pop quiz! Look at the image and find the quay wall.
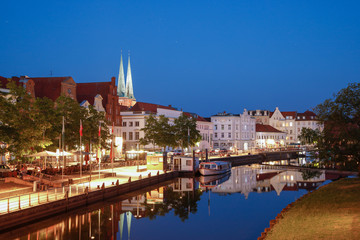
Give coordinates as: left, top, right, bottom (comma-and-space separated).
0, 171, 179, 233
213, 151, 299, 167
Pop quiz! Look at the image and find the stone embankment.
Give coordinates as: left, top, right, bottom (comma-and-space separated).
0, 171, 178, 232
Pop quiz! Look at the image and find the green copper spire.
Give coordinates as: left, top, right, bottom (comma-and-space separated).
117, 52, 126, 97
125, 53, 135, 99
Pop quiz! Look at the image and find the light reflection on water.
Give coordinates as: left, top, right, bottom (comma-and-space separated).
1, 163, 348, 240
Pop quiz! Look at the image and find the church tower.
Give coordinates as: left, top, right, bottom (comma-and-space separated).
125, 54, 135, 99
117, 52, 126, 97
118, 51, 136, 107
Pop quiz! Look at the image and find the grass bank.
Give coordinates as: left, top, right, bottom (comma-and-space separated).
266, 177, 360, 240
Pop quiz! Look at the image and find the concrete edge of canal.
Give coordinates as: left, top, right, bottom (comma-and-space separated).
0, 171, 179, 233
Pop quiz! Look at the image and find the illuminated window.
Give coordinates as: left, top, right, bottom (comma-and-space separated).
129, 122, 133, 127
135, 121, 139, 127
122, 122, 127, 127
122, 132, 126, 140
135, 132, 139, 140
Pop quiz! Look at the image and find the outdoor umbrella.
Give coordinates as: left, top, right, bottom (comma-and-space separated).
26, 151, 58, 169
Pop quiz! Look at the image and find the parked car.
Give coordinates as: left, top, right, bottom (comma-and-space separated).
0, 164, 12, 177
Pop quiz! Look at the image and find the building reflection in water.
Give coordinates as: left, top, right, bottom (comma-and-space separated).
7, 164, 350, 240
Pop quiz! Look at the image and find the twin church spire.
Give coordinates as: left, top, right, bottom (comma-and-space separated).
117, 51, 135, 99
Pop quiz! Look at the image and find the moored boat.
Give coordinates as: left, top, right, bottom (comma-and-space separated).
199, 161, 231, 176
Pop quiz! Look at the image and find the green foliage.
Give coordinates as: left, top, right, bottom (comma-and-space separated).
140, 113, 201, 150
298, 128, 320, 145
173, 113, 201, 150
314, 82, 360, 171
0, 80, 110, 161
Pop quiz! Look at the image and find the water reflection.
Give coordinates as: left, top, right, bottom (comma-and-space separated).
2, 164, 351, 240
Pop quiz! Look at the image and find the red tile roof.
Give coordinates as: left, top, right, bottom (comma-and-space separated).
130, 102, 176, 113
184, 112, 209, 122
296, 110, 317, 121
256, 124, 284, 133
281, 111, 297, 118
77, 82, 111, 105
30, 77, 74, 101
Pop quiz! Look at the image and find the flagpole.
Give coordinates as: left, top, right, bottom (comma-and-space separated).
111, 122, 114, 175
98, 121, 101, 180
62, 116, 65, 180
80, 119, 83, 183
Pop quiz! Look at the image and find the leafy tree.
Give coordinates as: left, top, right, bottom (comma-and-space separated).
173, 113, 201, 151
314, 82, 360, 171
140, 114, 175, 150
0, 80, 51, 160
298, 127, 320, 145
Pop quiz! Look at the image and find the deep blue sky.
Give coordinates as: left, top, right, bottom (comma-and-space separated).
1, 0, 360, 116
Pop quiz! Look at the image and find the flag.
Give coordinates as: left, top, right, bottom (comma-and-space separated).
98, 121, 101, 137
80, 120, 83, 137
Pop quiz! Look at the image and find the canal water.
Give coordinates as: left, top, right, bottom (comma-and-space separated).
1, 163, 341, 240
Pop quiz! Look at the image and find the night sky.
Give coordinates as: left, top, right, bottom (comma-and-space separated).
1, 0, 359, 116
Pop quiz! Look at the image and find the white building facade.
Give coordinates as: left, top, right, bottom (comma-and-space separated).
211, 109, 256, 151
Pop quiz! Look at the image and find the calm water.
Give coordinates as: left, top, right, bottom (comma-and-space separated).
2, 164, 340, 240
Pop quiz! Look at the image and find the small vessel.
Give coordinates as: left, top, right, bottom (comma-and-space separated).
199, 161, 231, 176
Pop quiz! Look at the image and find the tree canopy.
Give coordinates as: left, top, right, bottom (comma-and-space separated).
140, 113, 201, 151
314, 82, 360, 171
0, 80, 111, 161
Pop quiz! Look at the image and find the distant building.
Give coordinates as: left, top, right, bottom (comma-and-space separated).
295, 110, 323, 140
184, 112, 213, 151
269, 107, 297, 143
255, 124, 287, 148
77, 77, 125, 158
120, 102, 182, 150
211, 109, 256, 151
248, 110, 271, 125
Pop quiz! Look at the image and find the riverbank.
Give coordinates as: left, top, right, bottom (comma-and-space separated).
265, 177, 360, 240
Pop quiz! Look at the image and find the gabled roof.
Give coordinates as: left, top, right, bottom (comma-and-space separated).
184, 112, 209, 122
77, 82, 111, 105
256, 124, 284, 133
130, 102, 176, 113
30, 77, 74, 101
281, 111, 297, 118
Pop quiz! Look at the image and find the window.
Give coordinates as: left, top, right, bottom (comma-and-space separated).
186, 160, 192, 166
290, 122, 293, 127
228, 133, 231, 138
214, 125, 217, 130
236, 124, 239, 130
221, 125, 224, 130
129, 122, 133, 127
122, 122, 127, 127
129, 132, 133, 140
122, 132, 126, 140
214, 133, 218, 138
135, 132, 139, 140
135, 121, 139, 127
228, 125, 231, 130
221, 133, 224, 138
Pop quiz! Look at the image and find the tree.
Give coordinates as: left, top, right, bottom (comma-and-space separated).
173, 113, 201, 151
0, 80, 51, 160
298, 128, 320, 145
314, 82, 360, 171
140, 114, 175, 150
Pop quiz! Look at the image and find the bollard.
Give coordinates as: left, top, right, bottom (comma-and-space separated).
148, 172, 151, 178
7, 198, 10, 213
116, 179, 119, 186
47, 190, 49, 202
139, 174, 142, 180
157, 171, 159, 176
19, 196, 21, 210
101, 183, 105, 189
128, 177, 131, 183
